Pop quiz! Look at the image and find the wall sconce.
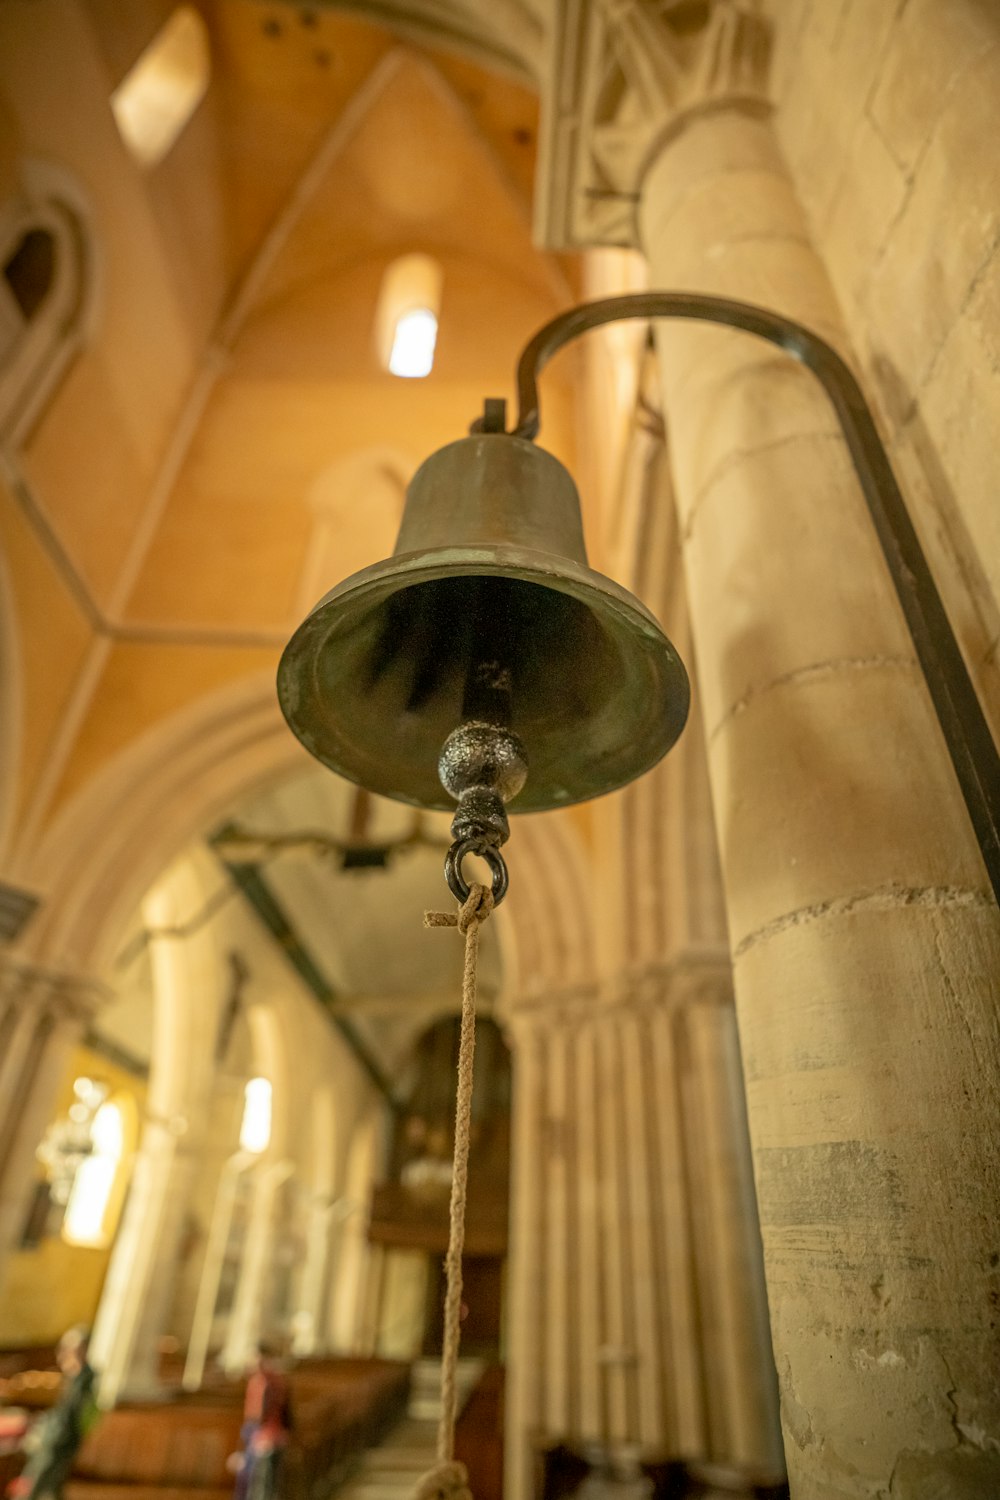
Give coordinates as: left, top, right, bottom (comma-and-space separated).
279, 294, 1000, 909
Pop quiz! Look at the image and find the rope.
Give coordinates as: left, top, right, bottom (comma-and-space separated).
414, 883, 494, 1500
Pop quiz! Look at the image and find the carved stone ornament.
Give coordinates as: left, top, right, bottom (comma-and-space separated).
535, 0, 772, 250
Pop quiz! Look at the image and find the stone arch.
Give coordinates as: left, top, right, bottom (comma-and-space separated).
20, 673, 301, 974
20, 663, 588, 1006
0, 158, 99, 446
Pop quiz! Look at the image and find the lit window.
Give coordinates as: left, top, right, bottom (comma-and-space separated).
240, 1077, 272, 1154
62, 1100, 124, 1248
376, 255, 443, 380
111, 6, 210, 168
389, 308, 438, 378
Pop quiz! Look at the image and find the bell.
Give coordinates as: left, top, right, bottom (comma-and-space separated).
277, 433, 689, 813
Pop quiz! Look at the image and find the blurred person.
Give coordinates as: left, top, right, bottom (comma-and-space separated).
230, 1344, 292, 1500
8, 1327, 97, 1499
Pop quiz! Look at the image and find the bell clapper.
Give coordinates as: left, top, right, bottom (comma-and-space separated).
438, 717, 527, 907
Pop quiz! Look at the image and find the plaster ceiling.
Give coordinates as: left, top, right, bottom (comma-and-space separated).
42, 1, 592, 1079
208, 1, 548, 280
122, 10, 582, 635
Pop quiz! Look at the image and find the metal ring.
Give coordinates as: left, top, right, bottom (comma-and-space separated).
444, 836, 509, 907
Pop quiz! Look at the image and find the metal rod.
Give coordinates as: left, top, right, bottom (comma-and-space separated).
503, 292, 1000, 905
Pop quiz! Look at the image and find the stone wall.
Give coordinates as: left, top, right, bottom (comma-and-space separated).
767, 0, 1000, 734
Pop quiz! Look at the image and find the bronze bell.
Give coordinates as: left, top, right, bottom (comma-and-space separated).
277, 432, 689, 815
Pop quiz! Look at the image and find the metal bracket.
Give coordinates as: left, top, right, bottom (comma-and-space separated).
491, 292, 1000, 905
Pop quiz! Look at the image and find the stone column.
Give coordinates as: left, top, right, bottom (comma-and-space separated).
505, 973, 781, 1500
222, 1158, 294, 1373
327, 1111, 380, 1353
677, 990, 780, 1470
183, 1152, 253, 1389
638, 100, 1000, 1494
327, 1201, 369, 1353
90, 1119, 201, 1400
538, 5, 1000, 1488
504, 1016, 548, 1500
292, 1193, 338, 1357
90, 856, 224, 1403
359, 1242, 387, 1356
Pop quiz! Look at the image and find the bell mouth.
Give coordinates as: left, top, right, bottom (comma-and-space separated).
277, 544, 690, 813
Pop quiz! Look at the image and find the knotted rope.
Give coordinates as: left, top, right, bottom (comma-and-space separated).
413, 882, 494, 1500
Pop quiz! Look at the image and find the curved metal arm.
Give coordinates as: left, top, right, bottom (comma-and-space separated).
496, 292, 1000, 905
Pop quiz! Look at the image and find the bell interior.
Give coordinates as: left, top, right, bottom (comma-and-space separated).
280, 564, 689, 814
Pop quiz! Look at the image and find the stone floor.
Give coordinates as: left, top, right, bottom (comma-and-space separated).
329, 1359, 484, 1500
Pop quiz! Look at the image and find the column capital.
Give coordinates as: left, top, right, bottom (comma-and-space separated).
535, 0, 772, 250
0, 955, 109, 1025
506, 981, 601, 1036
623, 946, 735, 1011
507, 946, 734, 1030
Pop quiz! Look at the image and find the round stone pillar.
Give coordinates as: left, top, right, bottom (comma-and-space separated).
90, 856, 224, 1403
639, 108, 1000, 1495
679, 997, 779, 1470
504, 1017, 547, 1500
292, 1194, 337, 1357
222, 1158, 294, 1374
90, 1122, 201, 1401
504, 978, 783, 1500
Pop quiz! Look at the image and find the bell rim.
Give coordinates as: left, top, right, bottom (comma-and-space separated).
277, 543, 690, 813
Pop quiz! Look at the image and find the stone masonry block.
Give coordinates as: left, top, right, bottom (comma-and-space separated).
824, 114, 909, 318
731, 899, 1000, 1492
915, 255, 1000, 616
640, 112, 787, 242
867, 0, 998, 176
866, 42, 1000, 390
708, 663, 988, 948
679, 430, 914, 734
887, 423, 1000, 738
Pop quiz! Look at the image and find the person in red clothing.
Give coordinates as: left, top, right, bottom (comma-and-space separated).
231, 1346, 292, 1500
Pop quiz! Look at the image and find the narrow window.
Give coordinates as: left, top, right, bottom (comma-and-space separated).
111, 5, 210, 168
376, 255, 443, 380
62, 1099, 125, 1248
240, 1076, 272, 1154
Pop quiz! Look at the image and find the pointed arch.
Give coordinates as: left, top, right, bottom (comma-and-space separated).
21, 673, 299, 973
0, 159, 100, 447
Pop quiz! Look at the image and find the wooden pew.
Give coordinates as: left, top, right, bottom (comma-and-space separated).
52, 1357, 411, 1500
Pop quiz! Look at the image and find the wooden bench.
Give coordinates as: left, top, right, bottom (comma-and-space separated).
63, 1357, 410, 1499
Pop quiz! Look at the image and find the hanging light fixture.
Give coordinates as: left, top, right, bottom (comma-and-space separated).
278, 294, 1000, 908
